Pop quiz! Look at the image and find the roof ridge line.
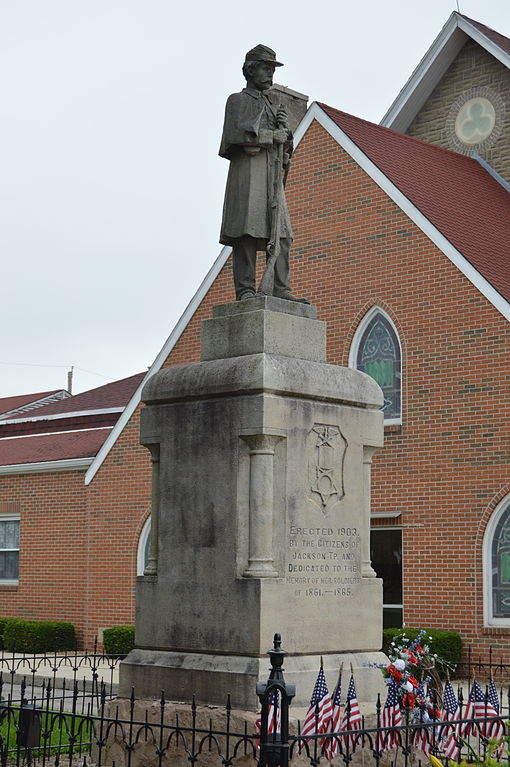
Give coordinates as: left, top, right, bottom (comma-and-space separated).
459, 13, 510, 43
318, 102, 481, 164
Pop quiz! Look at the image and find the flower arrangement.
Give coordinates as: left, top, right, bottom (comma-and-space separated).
382, 629, 449, 721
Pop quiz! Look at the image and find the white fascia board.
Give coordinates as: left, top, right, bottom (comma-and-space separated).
303, 103, 510, 324
381, 13, 465, 131
1, 408, 123, 425
0, 390, 70, 420
84, 246, 232, 486
0, 457, 93, 476
458, 15, 510, 69
382, 13, 510, 132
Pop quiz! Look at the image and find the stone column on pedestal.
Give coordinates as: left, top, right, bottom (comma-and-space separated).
241, 432, 283, 578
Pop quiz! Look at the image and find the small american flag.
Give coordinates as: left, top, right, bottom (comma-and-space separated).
323, 671, 342, 760
376, 682, 402, 755
488, 679, 500, 715
481, 680, 504, 740
340, 676, 362, 748
461, 681, 480, 738
256, 688, 281, 738
412, 679, 429, 754
441, 680, 460, 760
300, 666, 333, 751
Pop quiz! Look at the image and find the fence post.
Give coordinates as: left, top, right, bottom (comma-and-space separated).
256, 633, 295, 767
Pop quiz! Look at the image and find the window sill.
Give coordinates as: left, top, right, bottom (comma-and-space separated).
0, 580, 18, 589
481, 625, 510, 635
384, 423, 402, 434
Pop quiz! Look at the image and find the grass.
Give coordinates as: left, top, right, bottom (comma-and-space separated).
0, 707, 93, 755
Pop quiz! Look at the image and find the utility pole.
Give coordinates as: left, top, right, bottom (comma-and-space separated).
67, 366, 73, 394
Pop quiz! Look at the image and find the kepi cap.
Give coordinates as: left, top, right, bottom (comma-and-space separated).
244, 44, 283, 67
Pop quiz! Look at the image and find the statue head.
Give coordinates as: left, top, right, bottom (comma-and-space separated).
242, 44, 283, 91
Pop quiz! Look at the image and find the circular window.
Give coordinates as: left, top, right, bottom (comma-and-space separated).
446, 87, 505, 155
455, 97, 496, 145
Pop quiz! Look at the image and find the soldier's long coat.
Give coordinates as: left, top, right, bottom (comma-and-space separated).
219, 88, 292, 246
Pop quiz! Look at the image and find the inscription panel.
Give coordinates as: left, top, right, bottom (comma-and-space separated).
286, 525, 361, 600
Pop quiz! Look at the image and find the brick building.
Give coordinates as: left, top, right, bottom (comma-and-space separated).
1, 12, 510, 657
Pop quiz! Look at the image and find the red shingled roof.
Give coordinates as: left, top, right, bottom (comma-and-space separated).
319, 103, 510, 305
462, 14, 510, 57
0, 429, 111, 466
7, 372, 145, 419
0, 372, 146, 467
0, 391, 63, 417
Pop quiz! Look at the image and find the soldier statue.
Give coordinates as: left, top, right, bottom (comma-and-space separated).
219, 44, 309, 303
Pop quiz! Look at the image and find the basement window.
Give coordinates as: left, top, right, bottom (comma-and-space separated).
0, 516, 19, 584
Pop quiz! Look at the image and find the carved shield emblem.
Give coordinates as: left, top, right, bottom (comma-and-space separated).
307, 424, 347, 513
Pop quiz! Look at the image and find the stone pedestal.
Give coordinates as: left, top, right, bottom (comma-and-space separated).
120, 297, 387, 708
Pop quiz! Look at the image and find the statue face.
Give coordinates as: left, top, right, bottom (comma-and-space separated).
251, 61, 276, 91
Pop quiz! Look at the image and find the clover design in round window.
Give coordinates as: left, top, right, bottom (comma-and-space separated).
455, 97, 496, 145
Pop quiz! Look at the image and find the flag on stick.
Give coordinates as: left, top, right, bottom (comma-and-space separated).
481, 680, 504, 741
300, 663, 333, 752
412, 679, 432, 756
340, 675, 362, 749
256, 688, 281, 740
461, 680, 480, 738
441, 679, 461, 760
323, 667, 342, 760
376, 681, 402, 755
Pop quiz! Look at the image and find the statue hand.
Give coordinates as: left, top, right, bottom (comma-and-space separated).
277, 106, 289, 129
273, 128, 289, 145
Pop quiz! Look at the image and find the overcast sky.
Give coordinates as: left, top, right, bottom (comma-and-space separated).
2, 0, 509, 398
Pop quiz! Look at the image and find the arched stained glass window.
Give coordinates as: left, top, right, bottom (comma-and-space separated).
491, 505, 510, 619
355, 311, 401, 421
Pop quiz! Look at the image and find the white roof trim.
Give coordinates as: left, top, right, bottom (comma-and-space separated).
0, 390, 70, 420
302, 103, 510, 324
0, 457, 93, 476
84, 246, 233, 485
381, 12, 510, 132
1, 407, 123, 425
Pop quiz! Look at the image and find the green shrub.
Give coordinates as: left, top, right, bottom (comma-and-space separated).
382, 627, 463, 672
0, 618, 11, 650
3, 619, 76, 653
103, 626, 135, 656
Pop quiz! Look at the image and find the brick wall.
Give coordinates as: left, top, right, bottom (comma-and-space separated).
407, 39, 510, 182
0, 472, 88, 644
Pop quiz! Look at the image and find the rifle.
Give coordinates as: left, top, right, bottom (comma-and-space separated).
258, 110, 287, 297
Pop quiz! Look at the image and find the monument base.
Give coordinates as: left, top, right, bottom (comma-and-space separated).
119, 648, 388, 709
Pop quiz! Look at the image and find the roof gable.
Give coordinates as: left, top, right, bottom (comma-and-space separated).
319, 103, 510, 306
13, 372, 146, 418
381, 12, 510, 132
0, 373, 146, 470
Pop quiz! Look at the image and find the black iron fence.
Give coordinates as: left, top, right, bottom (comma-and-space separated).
0, 645, 120, 705
0, 637, 509, 767
458, 646, 510, 683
